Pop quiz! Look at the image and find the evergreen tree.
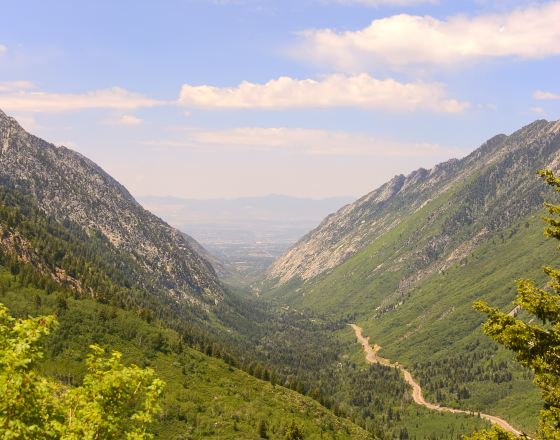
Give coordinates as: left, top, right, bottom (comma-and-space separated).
468, 170, 560, 439
285, 420, 305, 440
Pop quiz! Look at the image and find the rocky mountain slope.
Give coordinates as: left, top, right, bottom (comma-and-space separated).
265, 119, 560, 289
0, 109, 222, 309
262, 119, 560, 433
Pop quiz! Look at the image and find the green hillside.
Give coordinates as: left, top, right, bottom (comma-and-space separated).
0, 180, 491, 439
0, 269, 373, 440
261, 122, 560, 435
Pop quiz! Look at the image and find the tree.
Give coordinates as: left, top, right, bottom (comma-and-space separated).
285, 420, 305, 440
257, 419, 269, 439
0, 303, 61, 439
0, 304, 165, 439
468, 170, 560, 440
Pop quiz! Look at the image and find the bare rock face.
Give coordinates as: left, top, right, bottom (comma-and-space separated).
265, 120, 560, 288
0, 109, 223, 307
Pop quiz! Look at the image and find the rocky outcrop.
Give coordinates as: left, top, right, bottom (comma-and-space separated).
0, 109, 223, 307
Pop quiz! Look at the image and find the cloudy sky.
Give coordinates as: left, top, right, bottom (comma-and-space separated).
1, 0, 559, 198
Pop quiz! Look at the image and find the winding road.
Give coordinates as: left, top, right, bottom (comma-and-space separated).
350, 324, 524, 436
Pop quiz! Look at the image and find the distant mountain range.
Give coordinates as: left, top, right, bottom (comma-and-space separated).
138, 194, 354, 228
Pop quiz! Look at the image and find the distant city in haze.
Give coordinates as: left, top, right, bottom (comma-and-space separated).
140, 194, 354, 284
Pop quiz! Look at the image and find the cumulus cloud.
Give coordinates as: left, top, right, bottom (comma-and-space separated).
147, 127, 459, 158
0, 86, 165, 112
179, 74, 468, 113
295, 1, 560, 70
534, 89, 560, 100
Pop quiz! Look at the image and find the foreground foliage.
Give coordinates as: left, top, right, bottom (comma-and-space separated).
469, 170, 560, 439
0, 304, 165, 439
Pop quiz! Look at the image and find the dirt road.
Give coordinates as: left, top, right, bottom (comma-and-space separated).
350, 324, 524, 436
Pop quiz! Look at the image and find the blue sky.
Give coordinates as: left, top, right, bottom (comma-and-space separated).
1, 0, 559, 198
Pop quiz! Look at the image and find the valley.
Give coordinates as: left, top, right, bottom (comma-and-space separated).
2, 2, 559, 439
0, 110, 558, 439
139, 195, 353, 286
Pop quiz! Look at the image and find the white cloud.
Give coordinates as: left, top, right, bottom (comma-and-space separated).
0, 87, 165, 112
0, 44, 6, 55
295, 1, 560, 70
534, 89, 560, 100
117, 114, 143, 125
147, 127, 459, 158
530, 106, 545, 114
179, 74, 468, 113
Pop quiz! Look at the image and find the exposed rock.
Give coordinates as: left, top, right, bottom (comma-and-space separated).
265, 120, 560, 288
0, 109, 223, 307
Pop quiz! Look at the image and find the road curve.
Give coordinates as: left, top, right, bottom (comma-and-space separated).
350, 324, 524, 436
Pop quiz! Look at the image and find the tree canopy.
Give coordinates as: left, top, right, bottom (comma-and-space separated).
469, 170, 560, 440
0, 304, 165, 439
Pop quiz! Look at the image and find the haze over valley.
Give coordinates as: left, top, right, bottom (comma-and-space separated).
139, 194, 353, 284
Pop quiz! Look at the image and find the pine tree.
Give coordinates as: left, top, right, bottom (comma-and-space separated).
468, 170, 560, 440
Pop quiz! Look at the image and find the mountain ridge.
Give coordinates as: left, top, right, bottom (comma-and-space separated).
259, 118, 560, 432
264, 119, 558, 288
0, 109, 223, 310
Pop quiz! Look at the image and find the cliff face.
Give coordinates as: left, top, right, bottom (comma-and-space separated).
0, 109, 223, 308
265, 120, 560, 290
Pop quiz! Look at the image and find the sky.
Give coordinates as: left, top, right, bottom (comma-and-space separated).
0, 0, 559, 199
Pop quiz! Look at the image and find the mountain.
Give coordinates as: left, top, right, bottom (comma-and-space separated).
0, 110, 376, 439
0, 109, 222, 310
262, 119, 560, 432
265, 120, 560, 289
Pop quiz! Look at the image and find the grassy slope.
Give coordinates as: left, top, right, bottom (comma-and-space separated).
264, 176, 557, 435
0, 269, 371, 440
360, 214, 555, 434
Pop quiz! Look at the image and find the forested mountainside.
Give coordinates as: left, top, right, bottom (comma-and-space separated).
262, 119, 560, 432
265, 120, 560, 287
0, 271, 372, 439
0, 112, 373, 439
0, 109, 222, 309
